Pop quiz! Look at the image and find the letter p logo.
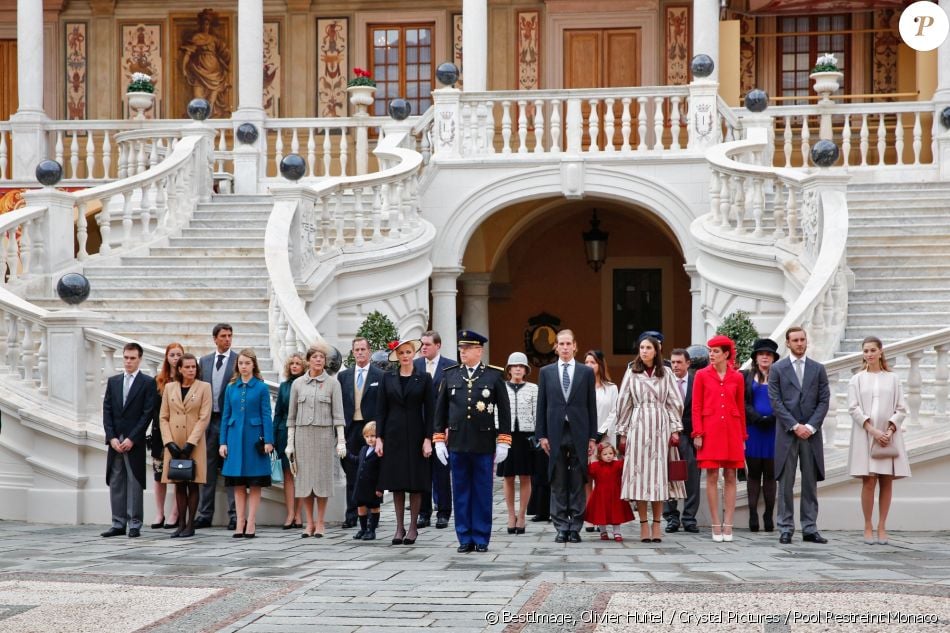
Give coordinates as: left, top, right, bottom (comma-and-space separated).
900, 1, 950, 52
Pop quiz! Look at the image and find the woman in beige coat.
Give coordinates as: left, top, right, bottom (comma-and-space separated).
847, 336, 910, 546
160, 353, 212, 538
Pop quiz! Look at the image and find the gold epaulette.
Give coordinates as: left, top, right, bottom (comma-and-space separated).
433, 432, 447, 443
487, 364, 505, 372
443, 363, 460, 371
496, 433, 512, 446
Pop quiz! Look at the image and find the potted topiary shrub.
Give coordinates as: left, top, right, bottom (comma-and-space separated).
716, 310, 759, 367
346, 310, 399, 367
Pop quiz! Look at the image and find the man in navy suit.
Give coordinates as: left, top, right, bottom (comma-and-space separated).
768, 326, 830, 545
536, 329, 598, 543
195, 323, 238, 529
102, 342, 157, 538
338, 337, 384, 528
663, 348, 700, 533
414, 330, 455, 529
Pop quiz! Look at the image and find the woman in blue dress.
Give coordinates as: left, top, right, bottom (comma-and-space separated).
219, 348, 274, 538
742, 338, 779, 533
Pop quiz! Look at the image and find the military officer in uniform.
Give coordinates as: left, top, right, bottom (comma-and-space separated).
433, 331, 512, 553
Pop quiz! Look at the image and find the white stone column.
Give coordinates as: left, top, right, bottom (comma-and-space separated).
460, 272, 492, 361
10, 0, 48, 179
685, 264, 705, 345
431, 267, 464, 355
462, 0, 488, 91
236, 0, 265, 117
936, 0, 950, 103
693, 0, 720, 83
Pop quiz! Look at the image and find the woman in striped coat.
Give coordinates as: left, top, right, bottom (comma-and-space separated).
616, 335, 686, 543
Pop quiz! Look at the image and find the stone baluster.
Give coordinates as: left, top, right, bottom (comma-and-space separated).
670, 96, 682, 151
652, 96, 664, 150
461, 102, 474, 155
0, 313, 7, 371
76, 202, 89, 260
19, 219, 33, 276
500, 101, 512, 154
935, 344, 950, 421
913, 112, 923, 165
97, 195, 112, 255
876, 113, 887, 166
708, 171, 721, 224
637, 97, 648, 151
895, 113, 905, 166
20, 320, 34, 382
139, 184, 152, 238
859, 115, 869, 166
0, 132, 7, 179
393, 182, 406, 238
69, 131, 79, 179
484, 101, 496, 154
587, 99, 600, 152
719, 175, 731, 229
117, 142, 127, 179
155, 177, 168, 229
275, 129, 284, 175
136, 140, 147, 175
772, 181, 786, 240
353, 187, 365, 248
318, 196, 331, 253
323, 129, 332, 177
731, 175, 744, 233
339, 130, 349, 177
306, 128, 316, 177
371, 184, 383, 242
37, 329, 48, 395
841, 115, 851, 167
85, 133, 95, 179
102, 132, 112, 178
6, 313, 19, 374
533, 100, 545, 153
516, 100, 528, 153
603, 99, 615, 152
751, 177, 764, 237
800, 117, 810, 167
781, 117, 792, 167
906, 350, 923, 427
565, 98, 582, 154
829, 368, 848, 447
785, 185, 798, 243
620, 98, 632, 152
55, 132, 64, 168
282, 310, 297, 362
549, 100, 561, 153
333, 192, 346, 248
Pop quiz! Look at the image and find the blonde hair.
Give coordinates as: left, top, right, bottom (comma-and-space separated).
362, 421, 377, 436
282, 352, 306, 380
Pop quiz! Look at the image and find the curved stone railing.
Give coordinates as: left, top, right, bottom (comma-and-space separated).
0, 205, 49, 287
264, 122, 428, 369
698, 116, 850, 360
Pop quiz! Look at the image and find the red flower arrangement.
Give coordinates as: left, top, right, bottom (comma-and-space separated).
387, 340, 400, 351
348, 67, 377, 88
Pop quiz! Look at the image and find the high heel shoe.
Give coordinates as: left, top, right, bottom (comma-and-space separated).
722, 524, 733, 542
651, 519, 662, 543
392, 528, 406, 545
711, 524, 723, 543
639, 520, 650, 543
151, 519, 166, 530
403, 529, 418, 545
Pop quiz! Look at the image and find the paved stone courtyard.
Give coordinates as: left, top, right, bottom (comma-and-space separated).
0, 489, 948, 633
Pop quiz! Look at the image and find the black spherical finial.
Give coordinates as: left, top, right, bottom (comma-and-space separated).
279, 154, 306, 181
811, 139, 840, 168
436, 62, 460, 87
388, 98, 412, 121
326, 346, 343, 376
56, 273, 91, 305
744, 89, 769, 113
941, 106, 950, 130
187, 98, 211, 121
236, 123, 259, 144
691, 54, 715, 79
35, 159, 63, 187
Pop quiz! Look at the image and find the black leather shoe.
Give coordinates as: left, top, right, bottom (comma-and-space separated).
475, 544, 488, 552
779, 532, 793, 544
416, 517, 431, 529
457, 543, 475, 553
555, 530, 568, 543
100, 527, 126, 538
763, 516, 775, 532
193, 517, 211, 529
435, 518, 449, 529
568, 530, 582, 543
531, 515, 550, 522
342, 518, 358, 529
128, 528, 141, 538
665, 523, 680, 533
803, 532, 828, 544
749, 516, 760, 532
227, 519, 237, 531
683, 525, 699, 533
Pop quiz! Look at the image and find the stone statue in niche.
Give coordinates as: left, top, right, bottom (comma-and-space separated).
180, 9, 231, 117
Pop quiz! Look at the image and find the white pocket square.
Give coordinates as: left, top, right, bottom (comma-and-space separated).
369, 382, 379, 387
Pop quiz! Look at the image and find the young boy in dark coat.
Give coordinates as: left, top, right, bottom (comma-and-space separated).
348, 421, 382, 540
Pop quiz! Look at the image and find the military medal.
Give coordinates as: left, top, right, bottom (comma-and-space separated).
476, 401, 486, 412
482, 388, 490, 398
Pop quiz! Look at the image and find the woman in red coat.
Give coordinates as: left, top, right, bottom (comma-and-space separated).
692, 335, 746, 542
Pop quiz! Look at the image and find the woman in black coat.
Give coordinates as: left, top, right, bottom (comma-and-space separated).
375, 338, 434, 545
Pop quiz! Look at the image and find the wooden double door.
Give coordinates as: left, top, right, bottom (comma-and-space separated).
564, 28, 641, 149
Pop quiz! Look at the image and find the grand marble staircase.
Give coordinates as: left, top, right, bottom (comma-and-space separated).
32, 194, 276, 375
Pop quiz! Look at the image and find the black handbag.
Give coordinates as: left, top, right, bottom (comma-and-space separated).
167, 458, 195, 481
255, 435, 266, 455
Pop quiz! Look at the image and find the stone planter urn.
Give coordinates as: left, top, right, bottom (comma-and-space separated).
125, 91, 156, 120
347, 85, 376, 116
809, 71, 843, 103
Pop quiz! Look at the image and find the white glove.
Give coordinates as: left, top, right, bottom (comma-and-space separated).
336, 441, 347, 459
435, 441, 449, 466
494, 444, 509, 465
285, 427, 295, 459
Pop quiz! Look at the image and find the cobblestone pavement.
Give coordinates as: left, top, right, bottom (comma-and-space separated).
0, 490, 948, 633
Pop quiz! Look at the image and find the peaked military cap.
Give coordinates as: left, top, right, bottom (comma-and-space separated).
457, 330, 488, 346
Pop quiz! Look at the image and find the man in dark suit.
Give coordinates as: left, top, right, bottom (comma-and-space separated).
663, 348, 700, 533
102, 342, 157, 538
536, 329, 598, 543
338, 336, 384, 528
195, 323, 238, 529
414, 330, 455, 529
433, 330, 511, 553
768, 326, 830, 545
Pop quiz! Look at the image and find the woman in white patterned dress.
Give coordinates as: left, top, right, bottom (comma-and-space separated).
616, 335, 686, 543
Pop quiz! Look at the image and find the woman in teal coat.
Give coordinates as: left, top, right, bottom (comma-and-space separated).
219, 348, 274, 538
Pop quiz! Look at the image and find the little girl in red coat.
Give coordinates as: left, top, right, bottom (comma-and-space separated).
586, 442, 635, 541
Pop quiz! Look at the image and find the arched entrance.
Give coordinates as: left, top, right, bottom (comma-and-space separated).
461, 197, 691, 379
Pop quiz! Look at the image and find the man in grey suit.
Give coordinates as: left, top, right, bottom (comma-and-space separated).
195, 323, 238, 530
536, 329, 598, 543
101, 342, 157, 538
767, 326, 830, 545
663, 348, 700, 533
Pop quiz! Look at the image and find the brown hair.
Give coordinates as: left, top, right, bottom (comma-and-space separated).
785, 326, 806, 341
230, 348, 263, 383
157, 342, 184, 392
178, 353, 201, 381
860, 336, 890, 372
631, 336, 666, 378
282, 352, 306, 381
421, 330, 441, 345
584, 349, 613, 386
596, 442, 617, 461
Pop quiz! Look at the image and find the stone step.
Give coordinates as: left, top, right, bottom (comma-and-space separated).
145, 247, 265, 258
115, 332, 273, 348
847, 235, 950, 246
84, 265, 267, 277
65, 302, 270, 318
168, 236, 263, 249
847, 252, 948, 266
848, 222, 950, 235
848, 266, 950, 279
848, 299, 950, 314
844, 324, 945, 339
179, 227, 267, 239
205, 195, 274, 206
108, 319, 270, 335
849, 288, 950, 300
189, 212, 271, 226
78, 276, 268, 289
847, 311, 948, 326
845, 207, 948, 218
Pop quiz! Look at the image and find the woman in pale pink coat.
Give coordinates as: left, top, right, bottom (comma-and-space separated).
847, 336, 910, 546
